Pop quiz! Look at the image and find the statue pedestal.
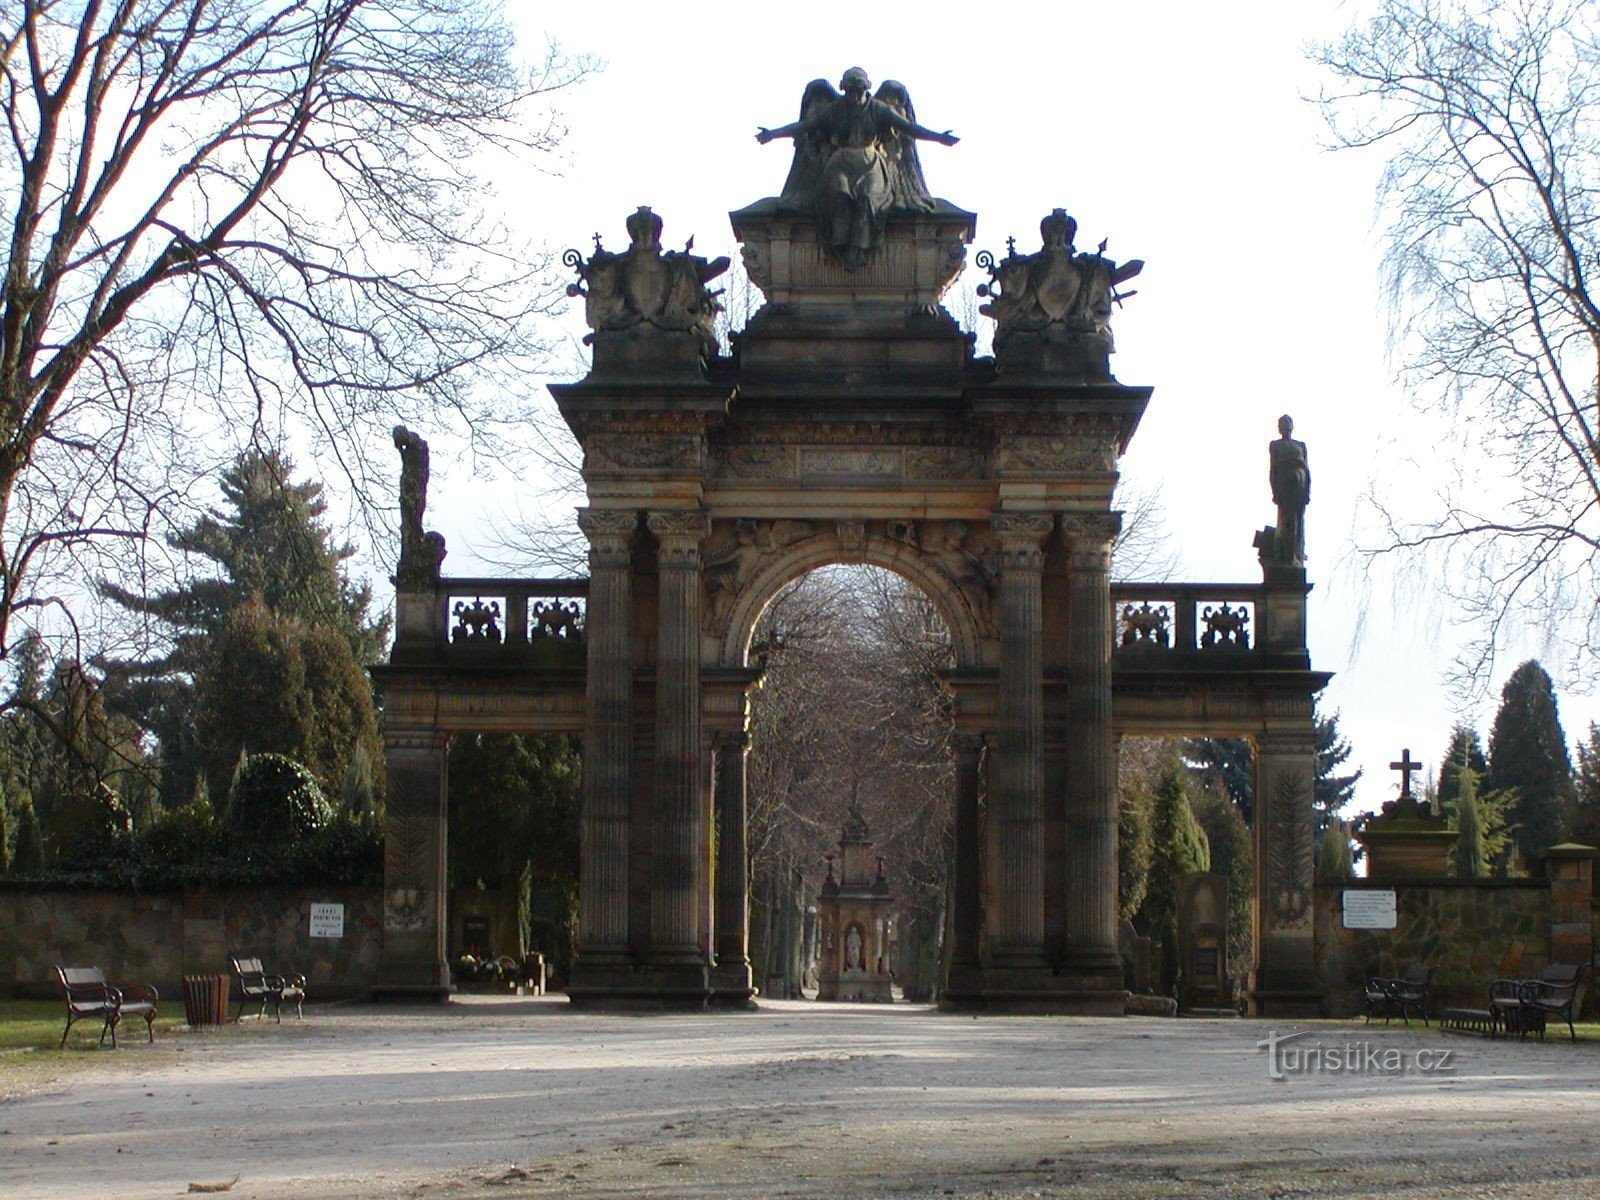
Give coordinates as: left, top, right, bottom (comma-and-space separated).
1357, 797, 1455, 879
730, 200, 975, 382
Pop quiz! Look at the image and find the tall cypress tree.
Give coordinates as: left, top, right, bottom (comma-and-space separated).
1571, 722, 1600, 847
1313, 705, 1362, 837
1437, 723, 1488, 809
1484, 660, 1574, 863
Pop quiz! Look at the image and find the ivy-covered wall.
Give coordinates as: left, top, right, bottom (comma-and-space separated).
0, 884, 381, 1000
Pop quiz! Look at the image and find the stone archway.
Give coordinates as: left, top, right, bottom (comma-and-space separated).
373, 119, 1328, 1014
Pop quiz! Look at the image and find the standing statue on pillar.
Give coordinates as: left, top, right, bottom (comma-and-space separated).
393, 425, 446, 587
1268, 414, 1310, 568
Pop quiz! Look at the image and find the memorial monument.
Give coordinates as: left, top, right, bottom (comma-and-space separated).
370, 68, 1329, 1014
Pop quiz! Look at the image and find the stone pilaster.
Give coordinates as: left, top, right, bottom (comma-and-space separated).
373, 728, 451, 999
987, 512, 1053, 975
645, 509, 712, 1003
942, 731, 987, 1007
569, 508, 637, 1002
1059, 513, 1123, 990
1250, 729, 1321, 1015
710, 730, 755, 1005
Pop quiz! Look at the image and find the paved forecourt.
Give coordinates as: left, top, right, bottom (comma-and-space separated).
5, 997, 1599, 1199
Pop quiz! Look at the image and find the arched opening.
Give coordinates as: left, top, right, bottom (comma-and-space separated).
444, 732, 582, 992
741, 564, 957, 1003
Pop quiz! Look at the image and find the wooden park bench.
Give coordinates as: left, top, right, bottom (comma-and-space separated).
230, 956, 306, 1023
56, 965, 158, 1048
1363, 963, 1433, 1027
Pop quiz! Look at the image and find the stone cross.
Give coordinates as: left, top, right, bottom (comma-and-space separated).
1389, 748, 1422, 799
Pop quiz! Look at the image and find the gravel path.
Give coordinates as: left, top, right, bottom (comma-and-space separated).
4, 996, 1598, 1199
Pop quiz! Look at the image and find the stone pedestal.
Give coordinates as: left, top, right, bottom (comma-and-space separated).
1356, 802, 1456, 881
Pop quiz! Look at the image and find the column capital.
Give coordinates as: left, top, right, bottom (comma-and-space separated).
647, 510, 711, 567
578, 508, 638, 567
1061, 511, 1121, 572
578, 507, 639, 540
1060, 511, 1122, 547
992, 512, 1053, 570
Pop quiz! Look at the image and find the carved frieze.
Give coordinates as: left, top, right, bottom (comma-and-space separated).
716, 444, 795, 481
997, 436, 1115, 475
586, 433, 700, 473
799, 447, 902, 479
905, 445, 985, 480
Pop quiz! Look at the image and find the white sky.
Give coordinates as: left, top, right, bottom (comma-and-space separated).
412, 0, 1599, 815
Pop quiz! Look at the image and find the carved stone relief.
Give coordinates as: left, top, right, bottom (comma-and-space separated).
997, 436, 1115, 474
716, 444, 795, 480
701, 518, 817, 632
587, 433, 700, 473
905, 445, 985, 480
799, 447, 902, 479
1267, 769, 1313, 929
930, 519, 998, 636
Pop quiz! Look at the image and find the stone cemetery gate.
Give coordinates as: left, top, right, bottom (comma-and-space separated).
371, 82, 1328, 1014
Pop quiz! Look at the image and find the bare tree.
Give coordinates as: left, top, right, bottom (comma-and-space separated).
1313, 0, 1600, 692
0, 1, 586, 678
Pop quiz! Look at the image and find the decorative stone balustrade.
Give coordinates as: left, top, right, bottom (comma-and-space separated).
392, 577, 588, 665
1111, 581, 1306, 669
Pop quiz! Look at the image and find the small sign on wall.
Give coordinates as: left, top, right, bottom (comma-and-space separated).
1342, 889, 1397, 930
309, 902, 345, 939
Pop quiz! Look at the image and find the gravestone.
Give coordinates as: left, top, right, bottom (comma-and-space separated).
1176, 871, 1229, 1013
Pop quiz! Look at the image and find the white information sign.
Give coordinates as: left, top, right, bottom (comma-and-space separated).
1342, 889, 1397, 930
309, 902, 345, 939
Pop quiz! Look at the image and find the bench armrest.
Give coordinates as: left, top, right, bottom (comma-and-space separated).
123, 984, 159, 1005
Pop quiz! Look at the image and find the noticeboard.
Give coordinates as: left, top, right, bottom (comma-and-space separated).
1341, 889, 1397, 930
309, 902, 345, 939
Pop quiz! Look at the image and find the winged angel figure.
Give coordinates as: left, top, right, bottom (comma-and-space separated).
757, 68, 958, 269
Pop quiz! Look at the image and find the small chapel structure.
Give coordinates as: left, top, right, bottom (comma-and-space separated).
817, 803, 896, 1003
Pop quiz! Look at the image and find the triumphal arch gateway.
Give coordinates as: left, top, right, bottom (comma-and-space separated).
372, 71, 1329, 1014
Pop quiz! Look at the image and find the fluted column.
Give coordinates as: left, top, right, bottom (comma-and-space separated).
574, 508, 636, 969
1060, 512, 1122, 976
943, 730, 986, 1004
989, 512, 1053, 967
648, 510, 711, 962
711, 730, 754, 1001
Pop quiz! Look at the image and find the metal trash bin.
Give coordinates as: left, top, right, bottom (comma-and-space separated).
181, 974, 229, 1026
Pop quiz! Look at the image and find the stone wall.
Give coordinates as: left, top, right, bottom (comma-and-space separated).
1315, 879, 1553, 1016
0, 884, 383, 1001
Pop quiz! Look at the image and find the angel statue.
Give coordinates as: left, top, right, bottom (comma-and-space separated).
757, 67, 958, 269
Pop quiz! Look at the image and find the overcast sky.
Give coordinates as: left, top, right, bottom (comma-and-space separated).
413, 0, 1598, 813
